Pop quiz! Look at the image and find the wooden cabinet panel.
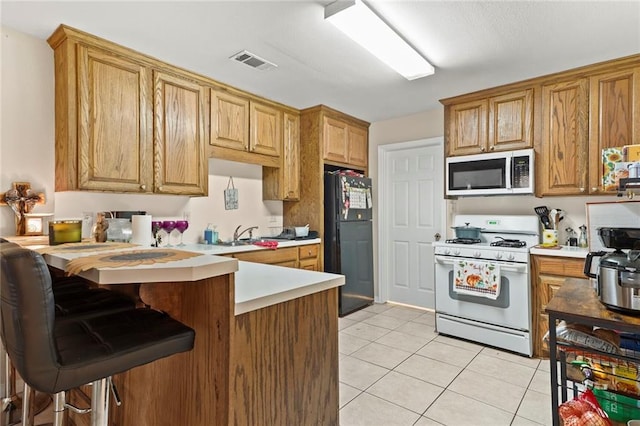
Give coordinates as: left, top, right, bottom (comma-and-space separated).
210, 89, 249, 151
488, 89, 533, 152
448, 99, 488, 156
282, 112, 300, 200
299, 244, 319, 260
233, 247, 298, 265
589, 66, 640, 194
532, 255, 587, 358
153, 71, 207, 196
228, 244, 320, 271
323, 116, 349, 163
262, 112, 300, 201
250, 101, 282, 157
448, 91, 533, 157
539, 78, 589, 196
322, 115, 369, 169
76, 45, 153, 193
347, 125, 368, 168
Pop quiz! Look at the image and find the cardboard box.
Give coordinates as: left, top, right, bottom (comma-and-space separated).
614, 162, 632, 189
593, 388, 640, 423
624, 144, 640, 162
602, 147, 625, 191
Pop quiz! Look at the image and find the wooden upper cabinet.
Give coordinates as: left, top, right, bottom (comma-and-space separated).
323, 116, 349, 164
50, 26, 208, 196
73, 44, 153, 192
322, 115, 369, 169
282, 112, 300, 200
488, 89, 533, 152
210, 89, 249, 151
263, 111, 300, 201
589, 66, 640, 194
250, 101, 282, 157
447, 89, 533, 156
447, 99, 488, 156
153, 71, 208, 196
539, 78, 589, 196
347, 125, 368, 168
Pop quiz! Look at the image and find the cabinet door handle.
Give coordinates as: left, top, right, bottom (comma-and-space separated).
579, 187, 585, 193
591, 187, 598, 193
140, 184, 146, 191
158, 186, 163, 191
480, 147, 485, 152
489, 145, 495, 151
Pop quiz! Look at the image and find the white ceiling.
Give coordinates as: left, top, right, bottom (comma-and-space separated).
2, 1, 639, 123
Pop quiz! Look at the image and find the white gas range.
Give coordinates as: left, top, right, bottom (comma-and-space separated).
433, 215, 540, 357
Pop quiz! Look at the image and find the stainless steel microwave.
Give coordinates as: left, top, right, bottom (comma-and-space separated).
446, 149, 534, 196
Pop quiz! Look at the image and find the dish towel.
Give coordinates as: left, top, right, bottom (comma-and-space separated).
252, 240, 278, 250
453, 260, 501, 300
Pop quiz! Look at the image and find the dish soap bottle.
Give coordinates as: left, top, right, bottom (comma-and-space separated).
578, 225, 588, 248
204, 224, 214, 244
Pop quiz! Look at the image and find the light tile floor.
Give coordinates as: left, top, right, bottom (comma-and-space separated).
339, 303, 553, 426
32, 302, 554, 426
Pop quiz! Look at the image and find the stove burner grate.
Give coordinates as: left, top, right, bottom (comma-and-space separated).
490, 239, 526, 248
445, 238, 481, 245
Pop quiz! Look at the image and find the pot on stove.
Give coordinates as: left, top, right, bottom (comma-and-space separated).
584, 227, 640, 314
451, 223, 483, 240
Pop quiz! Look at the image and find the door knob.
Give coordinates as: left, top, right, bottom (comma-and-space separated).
434, 233, 441, 241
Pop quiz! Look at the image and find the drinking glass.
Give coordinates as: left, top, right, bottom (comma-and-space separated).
161, 220, 176, 247
151, 221, 162, 247
175, 220, 189, 246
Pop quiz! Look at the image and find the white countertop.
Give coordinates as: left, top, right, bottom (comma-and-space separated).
42, 246, 239, 285
36, 238, 342, 315
176, 238, 321, 255
529, 245, 590, 259
234, 261, 344, 315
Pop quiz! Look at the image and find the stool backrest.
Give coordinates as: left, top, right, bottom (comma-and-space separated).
0, 247, 59, 390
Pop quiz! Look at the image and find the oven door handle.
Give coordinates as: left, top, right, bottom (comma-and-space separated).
435, 256, 528, 273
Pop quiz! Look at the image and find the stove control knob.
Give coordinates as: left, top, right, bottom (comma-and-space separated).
495, 252, 503, 259
443, 248, 450, 255
473, 251, 481, 258
506, 253, 515, 261
453, 249, 461, 256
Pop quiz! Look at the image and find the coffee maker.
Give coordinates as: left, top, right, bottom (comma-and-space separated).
584, 227, 640, 314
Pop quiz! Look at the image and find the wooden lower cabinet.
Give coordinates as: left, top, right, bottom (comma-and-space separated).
229, 244, 320, 270
532, 255, 587, 358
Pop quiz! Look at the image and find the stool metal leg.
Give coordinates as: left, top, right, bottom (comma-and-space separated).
52, 392, 65, 426
90, 379, 109, 426
20, 382, 33, 426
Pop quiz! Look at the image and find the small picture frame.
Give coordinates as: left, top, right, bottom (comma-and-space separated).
23, 213, 53, 236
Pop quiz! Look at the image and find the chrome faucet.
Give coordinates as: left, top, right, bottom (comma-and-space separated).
233, 225, 259, 242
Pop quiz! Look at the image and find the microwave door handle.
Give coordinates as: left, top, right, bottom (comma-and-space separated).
506, 156, 512, 190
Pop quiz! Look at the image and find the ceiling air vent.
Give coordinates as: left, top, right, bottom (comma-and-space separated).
229, 50, 277, 71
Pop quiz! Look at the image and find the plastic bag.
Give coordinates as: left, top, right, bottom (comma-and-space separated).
558, 389, 611, 426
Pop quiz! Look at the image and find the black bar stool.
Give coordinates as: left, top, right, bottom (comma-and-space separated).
0, 242, 138, 424
0, 246, 195, 426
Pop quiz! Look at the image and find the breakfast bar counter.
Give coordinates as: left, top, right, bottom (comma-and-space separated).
35, 244, 344, 426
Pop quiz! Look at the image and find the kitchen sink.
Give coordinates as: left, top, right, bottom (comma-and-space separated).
218, 238, 283, 247
218, 240, 252, 247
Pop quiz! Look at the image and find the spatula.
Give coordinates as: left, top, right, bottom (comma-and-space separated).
534, 206, 552, 229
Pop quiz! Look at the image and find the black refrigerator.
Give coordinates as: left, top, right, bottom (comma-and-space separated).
324, 172, 374, 316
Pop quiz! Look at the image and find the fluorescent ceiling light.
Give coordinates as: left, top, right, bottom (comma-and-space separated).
325, 0, 434, 80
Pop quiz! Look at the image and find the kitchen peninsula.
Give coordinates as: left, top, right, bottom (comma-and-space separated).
38, 242, 344, 426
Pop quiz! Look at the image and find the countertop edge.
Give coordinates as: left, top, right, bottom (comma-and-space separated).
233, 261, 345, 315
530, 246, 589, 259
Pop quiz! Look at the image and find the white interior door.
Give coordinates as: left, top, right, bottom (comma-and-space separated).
378, 138, 444, 309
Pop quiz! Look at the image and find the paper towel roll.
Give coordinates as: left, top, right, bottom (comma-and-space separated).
131, 215, 152, 246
